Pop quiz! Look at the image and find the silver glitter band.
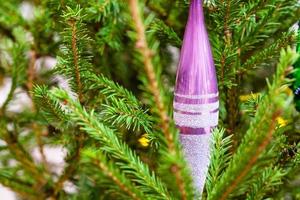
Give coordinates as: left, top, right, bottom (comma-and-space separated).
174, 111, 219, 128
174, 101, 219, 113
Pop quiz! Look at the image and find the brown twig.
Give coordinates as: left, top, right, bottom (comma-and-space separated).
222, 0, 240, 137
220, 110, 281, 200
223, 0, 231, 46
128, 0, 174, 158
127, 0, 187, 199
26, 50, 36, 92
70, 20, 83, 103
93, 160, 141, 200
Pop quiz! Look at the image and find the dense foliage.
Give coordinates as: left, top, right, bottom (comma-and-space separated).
0, 0, 300, 199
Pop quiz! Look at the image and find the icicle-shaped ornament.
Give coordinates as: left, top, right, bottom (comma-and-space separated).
173, 0, 219, 194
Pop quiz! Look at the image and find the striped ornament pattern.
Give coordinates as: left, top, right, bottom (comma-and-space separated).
174, 93, 219, 131
173, 0, 219, 195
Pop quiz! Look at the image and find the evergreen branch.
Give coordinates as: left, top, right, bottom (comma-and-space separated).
223, 0, 232, 45
84, 72, 153, 132
0, 43, 27, 115
56, 6, 92, 103
240, 32, 294, 73
208, 48, 299, 200
237, 0, 298, 52
69, 18, 83, 102
82, 148, 146, 200
86, 0, 121, 22
213, 0, 241, 131
246, 167, 286, 200
0, 168, 38, 199
220, 111, 279, 200
234, 0, 273, 49
0, 1, 25, 29
272, 144, 300, 198
149, 19, 182, 47
240, 93, 263, 117
100, 97, 152, 133
127, 2, 188, 199
26, 50, 37, 92
146, 1, 168, 20
34, 85, 83, 198
84, 72, 140, 107
98, 0, 111, 13
128, 0, 174, 151
0, 120, 48, 188
231, 131, 288, 198
206, 128, 233, 196
50, 88, 173, 200
33, 85, 69, 127
34, 85, 85, 198
235, 1, 268, 24
1, 1, 299, 199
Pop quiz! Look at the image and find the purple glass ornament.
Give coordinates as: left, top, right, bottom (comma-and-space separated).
173, 0, 219, 194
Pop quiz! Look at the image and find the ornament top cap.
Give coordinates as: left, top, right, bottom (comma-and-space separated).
175, 0, 218, 96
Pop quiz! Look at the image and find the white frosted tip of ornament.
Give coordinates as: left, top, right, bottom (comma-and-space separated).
174, 101, 219, 113
180, 134, 212, 196
174, 92, 219, 99
174, 111, 219, 128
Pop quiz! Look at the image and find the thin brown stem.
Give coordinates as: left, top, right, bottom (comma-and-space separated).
220, 110, 281, 200
223, 0, 231, 45
127, 0, 186, 199
26, 50, 36, 92
128, 0, 174, 157
69, 101, 171, 199
222, 0, 240, 136
93, 160, 141, 200
70, 20, 83, 103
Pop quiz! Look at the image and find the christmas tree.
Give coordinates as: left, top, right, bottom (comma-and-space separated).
0, 0, 300, 199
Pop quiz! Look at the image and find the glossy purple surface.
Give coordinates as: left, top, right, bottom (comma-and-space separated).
175, 0, 217, 95
173, 0, 219, 135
